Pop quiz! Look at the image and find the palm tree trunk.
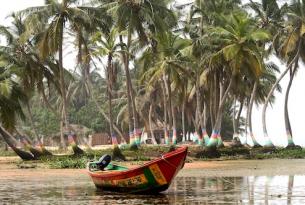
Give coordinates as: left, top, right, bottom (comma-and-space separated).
234, 98, 244, 139
182, 98, 186, 142
247, 82, 261, 147
172, 105, 177, 145
161, 78, 169, 145
84, 42, 91, 100
119, 35, 134, 145
15, 129, 33, 145
167, 72, 176, 145
60, 108, 66, 149
87, 78, 125, 140
126, 30, 140, 145
41, 87, 59, 118
59, 24, 67, 149
195, 77, 203, 145
209, 97, 215, 128
245, 98, 249, 139
285, 62, 298, 147
26, 102, 52, 156
149, 104, 157, 144
0, 126, 35, 160
201, 102, 210, 146
262, 41, 301, 147
207, 77, 234, 148
232, 96, 237, 138
26, 102, 40, 144
164, 73, 173, 140
214, 74, 220, 125
107, 53, 117, 147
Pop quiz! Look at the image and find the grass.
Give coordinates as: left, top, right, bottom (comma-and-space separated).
41, 156, 89, 169
0, 149, 17, 157
249, 147, 305, 159
4, 145, 305, 169
192, 146, 305, 160
35, 146, 169, 169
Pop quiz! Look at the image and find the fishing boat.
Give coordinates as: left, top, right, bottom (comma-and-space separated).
87, 146, 188, 193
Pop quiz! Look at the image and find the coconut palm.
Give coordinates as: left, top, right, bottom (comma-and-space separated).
185, 0, 243, 146
246, 0, 287, 33
98, 0, 177, 145
0, 65, 35, 160
0, 13, 59, 155
142, 32, 191, 145
93, 29, 122, 146
19, 0, 97, 149
269, 0, 305, 147
246, 62, 281, 147
179, 43, 207, 145
246, 0, 288, 147
207, 12, 269, 148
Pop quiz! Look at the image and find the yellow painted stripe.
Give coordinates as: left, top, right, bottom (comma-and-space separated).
97, 174, 148, 187
149, 164, 167, 185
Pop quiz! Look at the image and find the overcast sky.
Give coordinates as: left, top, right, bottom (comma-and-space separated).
1, 0, 305, 147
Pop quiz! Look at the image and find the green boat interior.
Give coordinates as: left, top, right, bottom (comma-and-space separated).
88, 162, 129, 172
88, 154, 129, 172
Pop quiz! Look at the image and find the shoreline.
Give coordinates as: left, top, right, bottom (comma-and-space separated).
1, 157, 305, 178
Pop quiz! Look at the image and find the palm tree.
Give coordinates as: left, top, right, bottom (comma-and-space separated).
185, 0, 243, 146
20, 0, 95, 149
207, 12, 269, 148
179, 43, 207, 145
93, 29, 122, 146
246, 62, 281, 147
0, 66, 34, 160
142, 32, 190, 145
270, 0, 305, 147
0, 13, 59, 155
247, 0, 288, 147
246, 0, 287, 33
99, 0, 177, 146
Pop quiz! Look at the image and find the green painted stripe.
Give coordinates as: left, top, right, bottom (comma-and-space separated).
143, 168, 158, 186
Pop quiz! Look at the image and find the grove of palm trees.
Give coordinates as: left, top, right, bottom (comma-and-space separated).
0, 0, 305, 160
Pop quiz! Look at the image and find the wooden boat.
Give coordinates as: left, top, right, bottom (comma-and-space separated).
87, 146, 188, 193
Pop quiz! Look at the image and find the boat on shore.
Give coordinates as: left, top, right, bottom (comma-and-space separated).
87, 146, 188, 193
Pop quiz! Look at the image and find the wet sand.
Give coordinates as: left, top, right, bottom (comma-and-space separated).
181, 159, 305, 177
1, 157, 305, 178
2, 157, 305, 204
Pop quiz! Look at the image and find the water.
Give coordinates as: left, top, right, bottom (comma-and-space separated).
1, 173, 305, 205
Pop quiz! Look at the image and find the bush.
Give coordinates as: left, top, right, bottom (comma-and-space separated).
220, 147, 250, 156
195, 147, 221, 159
112, 146, 126, 161
42, 156, 88, 169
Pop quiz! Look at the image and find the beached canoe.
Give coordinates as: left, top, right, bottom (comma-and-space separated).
87, 146, 188, 193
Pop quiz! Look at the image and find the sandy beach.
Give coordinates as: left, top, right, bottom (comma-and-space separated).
1, 157, 305, 179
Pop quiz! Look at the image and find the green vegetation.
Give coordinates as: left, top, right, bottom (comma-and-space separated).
0, 150, 17, 157
0, 0, 304, 160
0, 146, 303, 169
42, 156, 89, 169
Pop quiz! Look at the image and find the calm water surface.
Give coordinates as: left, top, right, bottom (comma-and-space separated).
1, 174, 305, 205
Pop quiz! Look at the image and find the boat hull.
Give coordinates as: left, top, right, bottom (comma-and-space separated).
88, 146, 188, 193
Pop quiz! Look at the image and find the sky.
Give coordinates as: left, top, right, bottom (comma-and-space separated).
1, 0, 305, 147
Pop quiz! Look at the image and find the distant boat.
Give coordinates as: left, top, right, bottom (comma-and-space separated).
87, 146, 188, 194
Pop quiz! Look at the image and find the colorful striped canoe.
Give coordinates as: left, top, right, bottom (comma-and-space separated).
87, 146, 188, 193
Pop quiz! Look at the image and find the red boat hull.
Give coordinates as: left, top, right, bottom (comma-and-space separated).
88, 146, 188, 193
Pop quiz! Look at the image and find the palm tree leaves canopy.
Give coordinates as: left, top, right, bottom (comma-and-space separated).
99, 0, 177, 44
210, 12, 270, 78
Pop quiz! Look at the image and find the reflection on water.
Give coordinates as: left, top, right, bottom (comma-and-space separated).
1, 174, 305, 204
